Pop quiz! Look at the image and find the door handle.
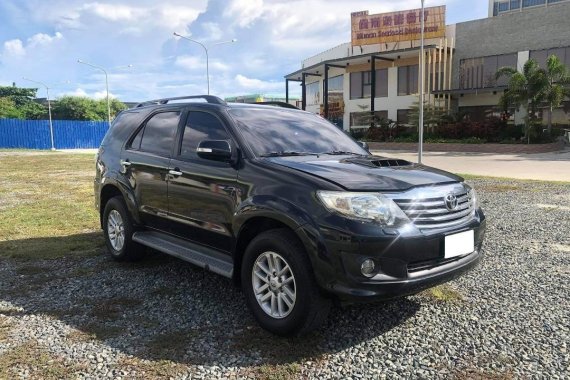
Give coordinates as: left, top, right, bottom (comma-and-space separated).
120, 159, 131, 167
169, 169, 183, 176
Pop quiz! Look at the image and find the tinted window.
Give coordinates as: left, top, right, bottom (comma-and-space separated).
229, 108, 368, 156
398, 65, 418, 95
139, 111, 180, 156
129, 126, 143, 150
180, 111, 229, 158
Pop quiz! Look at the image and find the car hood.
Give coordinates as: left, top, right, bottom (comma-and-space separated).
265, 155, 462, 191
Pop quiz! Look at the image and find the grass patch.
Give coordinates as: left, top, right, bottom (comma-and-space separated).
423, 285, 464, 303
79, 322, 123, 340
457, 173, 570, 185
477, 184, 519, 192
453, 368, 514, 380
145, 329, 201, 361
15, 265, 45, 276
0, 341, 84, 379
255, 363, 302, 380
116, 357, 188, 379
149, 286, 177, 297
89, 297, 143, 320
0, 317, 12, 342
230, 325, 324, 364
0, 153, 102, 260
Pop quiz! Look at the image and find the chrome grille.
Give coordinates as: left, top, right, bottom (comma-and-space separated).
392, 185, 475, 230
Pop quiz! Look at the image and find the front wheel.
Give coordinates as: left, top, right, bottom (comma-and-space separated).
102, 196, 143, 261
241, 229, 331, 336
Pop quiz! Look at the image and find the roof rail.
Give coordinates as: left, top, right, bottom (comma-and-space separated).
253, 101, 299, 110
135, 95, 226, 108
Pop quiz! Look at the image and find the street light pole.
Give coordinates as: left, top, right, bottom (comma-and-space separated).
23, 77, 55, 151
77, 60, 111, 126
173, 32, 237, 95
418, 0, 425, 164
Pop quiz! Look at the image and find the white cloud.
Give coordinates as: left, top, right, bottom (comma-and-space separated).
2, 39, 25, 57
223, 0, 264, 28
201, 22, 222, 41
62, 88, 117, 99
83, 2, 141, 21
234, 74, 282, 91
1, 32, 63, 59
175, 55, 230, 72
28, 32, 63, 46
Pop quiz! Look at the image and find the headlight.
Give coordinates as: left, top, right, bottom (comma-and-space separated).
465, 184, 479, 210
316, 191, 410, 226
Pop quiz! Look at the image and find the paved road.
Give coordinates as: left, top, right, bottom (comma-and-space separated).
372, 149, 570, 182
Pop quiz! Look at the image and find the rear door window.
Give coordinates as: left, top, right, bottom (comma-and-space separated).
133, 111, 180, 157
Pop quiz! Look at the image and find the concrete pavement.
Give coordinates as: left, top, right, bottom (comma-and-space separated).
372, 149, 570, 182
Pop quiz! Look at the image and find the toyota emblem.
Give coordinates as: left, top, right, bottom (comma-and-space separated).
444, 194, 458, 211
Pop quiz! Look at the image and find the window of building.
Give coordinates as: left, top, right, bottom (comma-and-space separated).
349, 111, 389, 127
397, 65, 418, 95
498, 1, 510, 11
530, 46, 570, 68
306, 81, 320, 106
180, 111, 230, 159
131, 111, 180, 156
510, 0, 521, 9
523, 0, 546, 6
376, 69, 388, 97
350, 69, 388, 99
460, 53, 517, 89
397, 109, 410, 125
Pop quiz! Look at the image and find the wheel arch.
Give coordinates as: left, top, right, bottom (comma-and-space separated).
99, 180, 141, 228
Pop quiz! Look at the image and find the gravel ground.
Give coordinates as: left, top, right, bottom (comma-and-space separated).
1, 178, 569, 379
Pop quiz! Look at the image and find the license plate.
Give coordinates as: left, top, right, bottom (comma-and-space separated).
444, 230, 474, 258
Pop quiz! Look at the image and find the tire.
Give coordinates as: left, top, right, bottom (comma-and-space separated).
102, 196, 144, 261
241, 228, 331, 336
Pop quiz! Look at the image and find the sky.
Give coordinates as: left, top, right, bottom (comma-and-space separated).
0, 0, 488, 102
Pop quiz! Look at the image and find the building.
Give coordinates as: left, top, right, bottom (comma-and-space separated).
489, 0, 569, 17
224, 93, 300, 107
284, 1, 570, 130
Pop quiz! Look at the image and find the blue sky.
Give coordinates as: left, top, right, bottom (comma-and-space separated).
0, 0, 488, 102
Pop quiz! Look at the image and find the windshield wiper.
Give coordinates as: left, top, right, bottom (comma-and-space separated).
260, 151, 319, 157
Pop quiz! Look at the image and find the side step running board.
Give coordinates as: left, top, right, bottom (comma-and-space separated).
132, 231, 234, 278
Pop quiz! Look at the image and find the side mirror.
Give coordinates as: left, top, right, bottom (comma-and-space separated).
197, 140, 232, 162
357, 141, 369, 151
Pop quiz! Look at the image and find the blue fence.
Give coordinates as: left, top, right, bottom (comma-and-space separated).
0, 119, 109, 149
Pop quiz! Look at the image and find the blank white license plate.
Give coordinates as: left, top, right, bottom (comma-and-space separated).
444, 230, 474, 258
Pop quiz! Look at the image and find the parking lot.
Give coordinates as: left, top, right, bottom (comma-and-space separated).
0, 151, 568, 379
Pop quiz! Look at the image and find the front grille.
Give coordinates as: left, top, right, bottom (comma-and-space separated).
393, 187, 474, 230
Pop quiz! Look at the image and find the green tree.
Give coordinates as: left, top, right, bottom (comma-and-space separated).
541, 54, 570, 134
0, 85, 46, 119
0, 97, 23, 119
51, 96, 127, 121
496, 59, 547, 143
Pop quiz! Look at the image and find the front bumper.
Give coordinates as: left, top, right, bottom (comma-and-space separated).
313, 210, 486, 303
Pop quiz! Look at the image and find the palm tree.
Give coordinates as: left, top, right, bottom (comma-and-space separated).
496, 59, 547, 144
542, 55, 570, 134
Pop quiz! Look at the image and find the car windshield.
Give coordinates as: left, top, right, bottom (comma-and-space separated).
228, 107, 368, 157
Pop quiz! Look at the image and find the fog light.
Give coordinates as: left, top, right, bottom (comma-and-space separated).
361, 259, 375, 277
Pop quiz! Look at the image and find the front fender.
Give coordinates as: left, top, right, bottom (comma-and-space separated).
233, 195, 337, 289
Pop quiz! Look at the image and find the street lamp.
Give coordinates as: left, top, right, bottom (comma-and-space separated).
173, 32, 237, 95
77, 59, 112, 126
22, 77, 55, 151
418, 0, 425, 164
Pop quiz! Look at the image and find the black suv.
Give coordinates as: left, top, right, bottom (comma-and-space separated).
95, 95, 486, 336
